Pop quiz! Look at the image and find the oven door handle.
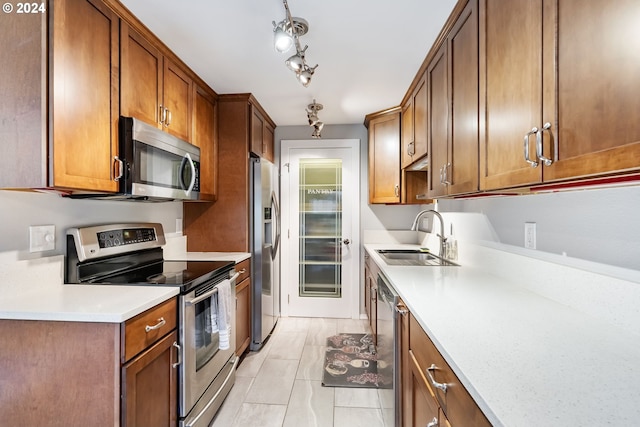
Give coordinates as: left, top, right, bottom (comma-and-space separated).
186, 286, 219, 306
230, 272, 240, 283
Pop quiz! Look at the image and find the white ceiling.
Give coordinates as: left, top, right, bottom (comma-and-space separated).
120, 0, 457, 126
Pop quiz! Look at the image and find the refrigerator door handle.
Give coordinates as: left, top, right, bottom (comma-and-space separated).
271, 190, 281, 260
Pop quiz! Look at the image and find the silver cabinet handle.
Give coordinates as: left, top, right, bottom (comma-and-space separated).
524, 127, 539, 167
439, 165, 444, 185
394, 303, 408, 316
166, 108, 172, 126
536, 122, 553, 166
238, 268, 247, 274
407, 141, 415, 156
145, 317, 166, 332
172, 341, 181, 369
426, 364, 448, 393
394, 185, 399, 197
443, 162, 452, 185
113, 156, 123, 181
159, 105, 166, 125
427, 417, 439, 427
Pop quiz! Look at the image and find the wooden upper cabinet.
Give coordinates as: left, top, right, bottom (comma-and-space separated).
542, 0, 640, 182
120, 23, 162, 128
480, 0, 546, 190
401, 98, 414, 169
480, 0, 640, 190
250, 104, 275, 162
427, 43, 449, 199
51, 0, 120, 192
163, 59, 193, 142
366, 108, 401, 204
192, 85, 218, 201
401, 75, 428, 169
445, 0, 479, 196
121, 22, 193, 143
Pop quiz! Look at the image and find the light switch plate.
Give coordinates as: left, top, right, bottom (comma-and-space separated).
29, 225, 55, 252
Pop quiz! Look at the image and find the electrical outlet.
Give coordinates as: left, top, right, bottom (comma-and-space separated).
29, 225, 55, 253
524, 222, 536, 249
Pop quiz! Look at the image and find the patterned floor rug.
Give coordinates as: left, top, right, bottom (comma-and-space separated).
321, 333, 392, 389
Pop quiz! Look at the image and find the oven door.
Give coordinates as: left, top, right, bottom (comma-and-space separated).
179, 276, 236, 418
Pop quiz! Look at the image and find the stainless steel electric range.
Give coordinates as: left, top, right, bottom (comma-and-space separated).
65, 223, 238, 427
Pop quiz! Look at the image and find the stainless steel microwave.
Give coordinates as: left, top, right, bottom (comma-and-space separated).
116, 116, 200, 201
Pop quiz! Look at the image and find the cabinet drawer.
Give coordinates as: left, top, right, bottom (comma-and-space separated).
236, 258, 251, 284
123, 298, 177, 362
409, 314, 491, 427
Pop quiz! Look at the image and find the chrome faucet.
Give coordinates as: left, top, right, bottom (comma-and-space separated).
410, 209, 447, 258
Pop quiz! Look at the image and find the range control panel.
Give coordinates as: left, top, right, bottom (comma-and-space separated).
67, 223, 166, 262
97, 227, 157, 248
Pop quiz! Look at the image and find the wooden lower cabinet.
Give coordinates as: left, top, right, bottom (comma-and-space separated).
122, 330, 178, 427
0, 298, 178, 426
235, 258, 251, 356
402, 313, 491, 427
363, 253, 378, 340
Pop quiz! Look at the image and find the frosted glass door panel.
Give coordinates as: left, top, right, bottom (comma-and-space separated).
298, 159, 342, 298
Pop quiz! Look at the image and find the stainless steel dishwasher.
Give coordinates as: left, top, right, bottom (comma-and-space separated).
376, 272, 400, 427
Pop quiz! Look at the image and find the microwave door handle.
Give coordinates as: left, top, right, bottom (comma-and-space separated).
181, 153, 197, 195
186, 286, 219, 306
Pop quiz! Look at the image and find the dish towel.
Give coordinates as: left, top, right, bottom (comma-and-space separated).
216, 279, 232, 350
207, 293, 219, 334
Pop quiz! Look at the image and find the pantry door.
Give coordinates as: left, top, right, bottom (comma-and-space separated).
280, 139, 360, 319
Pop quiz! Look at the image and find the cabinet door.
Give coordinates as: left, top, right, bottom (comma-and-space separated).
401, 98, 414, 169
235, 277, 251, 356
398, 299, 411, 427
163, 58, 193, 142
541, 0, 640, 181
263, 121, 275, 163
480, 0, 543, 190
368, 112, 401, 203
448, 0, 479, 196
120, 23, 163, 129
427, 43, 449, 199
407, 351, 440, 427
122, 331, 178, 427
193, 85, 218, 201
51, 0, 119, 192
412, 76, 428, 161
251, 106, 265, 157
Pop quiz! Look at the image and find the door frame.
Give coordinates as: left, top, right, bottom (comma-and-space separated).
280, 139, 361, 319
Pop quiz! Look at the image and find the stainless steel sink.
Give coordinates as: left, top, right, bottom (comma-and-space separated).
375, 249, 459, 266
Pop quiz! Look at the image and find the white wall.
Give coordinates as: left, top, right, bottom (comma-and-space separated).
439, 185, 640, 271
274, 124, 422, 234
0, 190, 183, 259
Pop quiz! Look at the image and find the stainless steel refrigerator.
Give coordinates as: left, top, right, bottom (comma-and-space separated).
250, 156, 281, 350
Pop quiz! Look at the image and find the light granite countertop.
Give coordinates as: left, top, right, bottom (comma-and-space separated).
0, 247, 250, 323
364, 241, 640, 427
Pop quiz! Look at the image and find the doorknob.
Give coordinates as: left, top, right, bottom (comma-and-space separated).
343, 239, 350, 245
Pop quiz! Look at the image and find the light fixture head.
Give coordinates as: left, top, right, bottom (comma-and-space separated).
306, 100, 324, 138
273, 22, 294, 53
297, 64, 317, 87
273, 0, 317, 86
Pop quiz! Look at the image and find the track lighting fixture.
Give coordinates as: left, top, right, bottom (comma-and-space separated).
273, 0, 318, 87
307, 100, 323, 138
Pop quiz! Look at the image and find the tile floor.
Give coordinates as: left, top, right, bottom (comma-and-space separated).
211, 317, 389, 427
